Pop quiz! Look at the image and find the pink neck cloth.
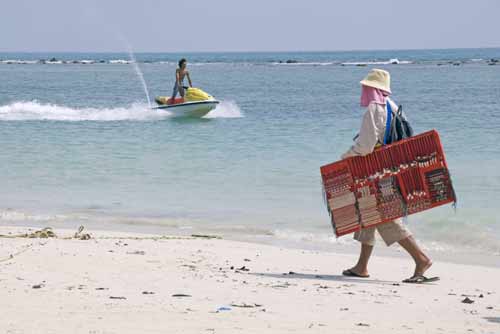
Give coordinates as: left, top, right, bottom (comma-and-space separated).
360, 85, 390, 107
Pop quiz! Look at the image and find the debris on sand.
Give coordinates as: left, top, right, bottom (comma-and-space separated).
236, 266, 249, 272
73, 226, 92, 240
126, 250, 146, 255
230, 303, 263, 308
191, 234, 222, 239
216, 306, 231, 312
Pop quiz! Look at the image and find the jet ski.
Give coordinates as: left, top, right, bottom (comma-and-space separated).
153, 87, 219, 118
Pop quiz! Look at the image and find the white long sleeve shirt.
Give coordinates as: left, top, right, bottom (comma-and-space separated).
342, 98, 398, 159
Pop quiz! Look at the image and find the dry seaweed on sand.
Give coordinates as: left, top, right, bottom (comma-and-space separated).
0, 226, 222, 242
0, 227, 57, 239
0, 226, 91, 240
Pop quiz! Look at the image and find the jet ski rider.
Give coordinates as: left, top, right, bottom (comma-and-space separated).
171, 58, 193, 100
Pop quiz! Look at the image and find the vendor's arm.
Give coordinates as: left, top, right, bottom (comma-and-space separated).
186, 71, 192, 87
341, 104, 380, 159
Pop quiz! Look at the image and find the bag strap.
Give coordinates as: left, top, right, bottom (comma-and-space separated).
383, 100, 393, 145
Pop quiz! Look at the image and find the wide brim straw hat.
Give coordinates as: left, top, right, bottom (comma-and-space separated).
360, 69, 391, 94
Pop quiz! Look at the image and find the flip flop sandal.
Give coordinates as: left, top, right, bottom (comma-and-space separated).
403, 275, 440, 284
342, 269, 370, 278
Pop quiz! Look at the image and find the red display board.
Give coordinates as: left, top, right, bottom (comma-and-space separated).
320, 130, 456, 237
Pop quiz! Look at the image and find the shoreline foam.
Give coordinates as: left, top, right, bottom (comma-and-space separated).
2, 214, 499, 269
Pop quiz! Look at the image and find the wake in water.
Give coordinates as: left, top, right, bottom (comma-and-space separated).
0, 100, 243, 121
0, 101, 168, 121
205, 100, 243, 118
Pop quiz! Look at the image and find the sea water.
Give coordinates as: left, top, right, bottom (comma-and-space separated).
0, 48, 499, 259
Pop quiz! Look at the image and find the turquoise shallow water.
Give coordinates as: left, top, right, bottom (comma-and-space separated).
0, 49, 499, 256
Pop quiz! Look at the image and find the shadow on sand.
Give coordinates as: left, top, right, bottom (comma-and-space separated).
250, 272, 399, 285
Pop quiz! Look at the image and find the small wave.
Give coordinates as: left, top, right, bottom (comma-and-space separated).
271, 61, 335, 66
205, 100, 244, 118
0, 101, 170, 121
0, 59, 130, 65
1, 59, 39, 65
411, 212, 500, 256
0, 209, 70, 222
109, 59, 132, 64
273, 228, 353, 245
188, 62, 225, 66
342, 58, 413, 66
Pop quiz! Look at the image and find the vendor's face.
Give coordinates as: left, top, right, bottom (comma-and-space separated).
181, 62, 187, 69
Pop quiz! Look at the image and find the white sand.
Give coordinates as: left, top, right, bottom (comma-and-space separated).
0, 226, 499, 334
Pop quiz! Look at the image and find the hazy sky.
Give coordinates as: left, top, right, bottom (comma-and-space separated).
1, 0, 499, 52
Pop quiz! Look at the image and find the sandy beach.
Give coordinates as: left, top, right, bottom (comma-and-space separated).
0, 225, 498, 334
1, 0, 499, 332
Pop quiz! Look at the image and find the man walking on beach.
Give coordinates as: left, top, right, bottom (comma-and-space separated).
341, 69, 437, 284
